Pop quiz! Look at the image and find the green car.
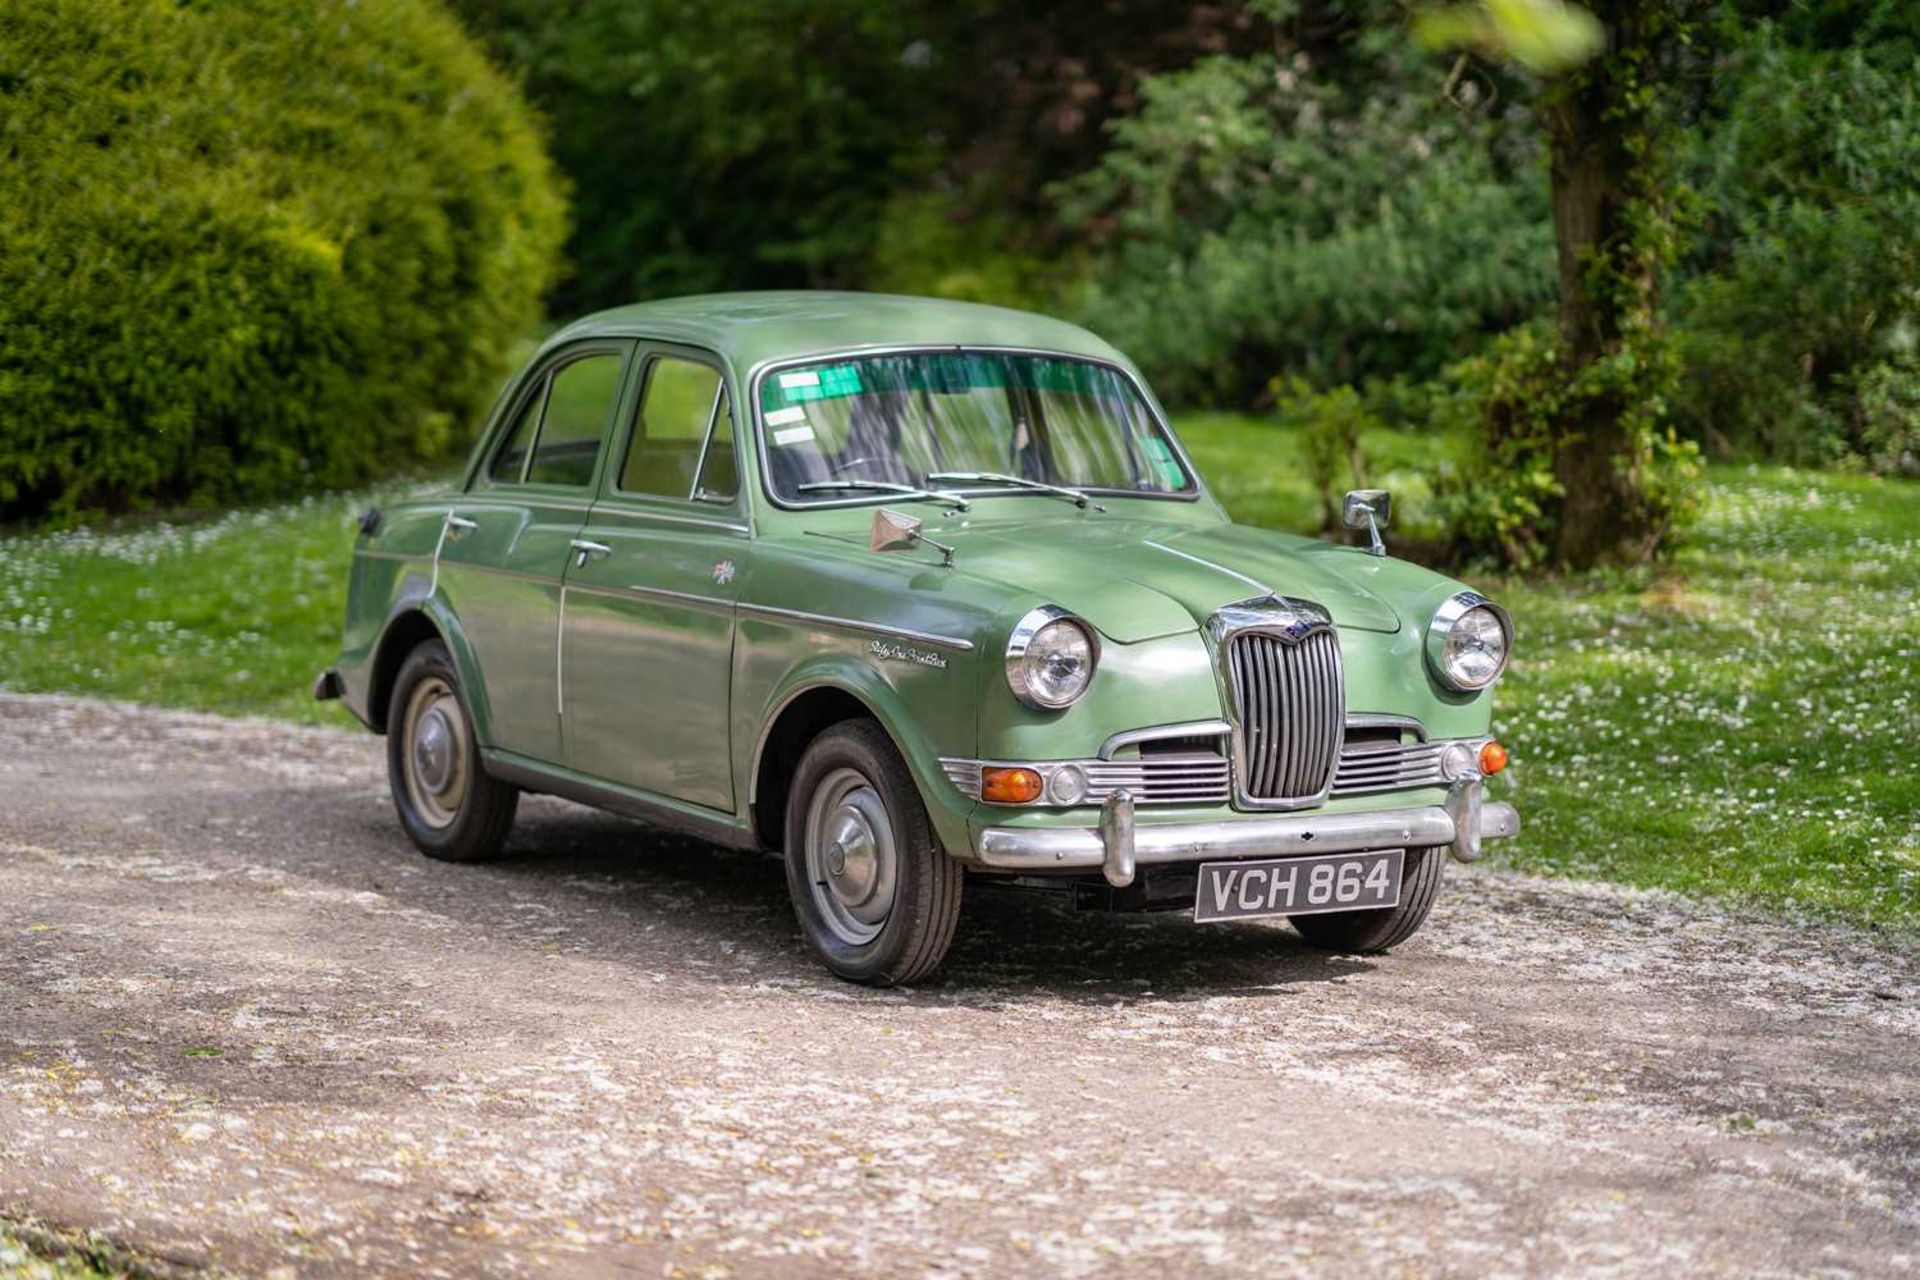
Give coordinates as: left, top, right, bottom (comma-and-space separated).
318, 292, 1518, 985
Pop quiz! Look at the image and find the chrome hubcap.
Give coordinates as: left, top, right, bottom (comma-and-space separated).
804, 767, 897, 945
401, 677, 469, 830
413, 708, 455, 792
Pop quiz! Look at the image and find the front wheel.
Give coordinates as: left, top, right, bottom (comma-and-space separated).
1288, 846, 1445, 953
387, 640, 518, 863
783, 721, 962, 986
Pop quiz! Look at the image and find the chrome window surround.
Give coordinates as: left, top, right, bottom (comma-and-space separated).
1003, 604, 1100, 710
1206, 596, 1345, 812
1425, 591, 1513, 692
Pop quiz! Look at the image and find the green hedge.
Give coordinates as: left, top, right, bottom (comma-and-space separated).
0, 0, 566, 522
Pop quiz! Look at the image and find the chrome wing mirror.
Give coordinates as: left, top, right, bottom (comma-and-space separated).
1342, 489, 1391, 557
870, 507, 955, 567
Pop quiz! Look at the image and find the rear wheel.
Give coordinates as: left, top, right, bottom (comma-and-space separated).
387, 640, 518, 863
1288, 846, 1444, 953
783, 720, 962, 986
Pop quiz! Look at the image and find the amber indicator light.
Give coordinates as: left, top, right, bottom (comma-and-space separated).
981, 767, 1044, 804
1480, 741, 1509, 775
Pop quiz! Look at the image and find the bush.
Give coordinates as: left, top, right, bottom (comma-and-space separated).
0, 0, 566, 523
1056, 39, 1556, 405
1269, 377, 1374, 533
1428, 326, 1701, 570
1854, 356, 1920, 478
1672, 30, 1920, 468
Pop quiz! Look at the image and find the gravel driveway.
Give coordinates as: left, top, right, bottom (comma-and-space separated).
1, 693, 1915, 1278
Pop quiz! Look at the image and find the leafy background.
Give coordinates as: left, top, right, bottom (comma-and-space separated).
0, 0, 1913, 928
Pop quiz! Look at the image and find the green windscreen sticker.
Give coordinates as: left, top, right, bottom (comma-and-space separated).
759, 355, 1129, 412
769, 364, 864, 406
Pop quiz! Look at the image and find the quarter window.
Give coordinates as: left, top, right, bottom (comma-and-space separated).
487, 382, 545, 484
621, 357, 726, 499
695, 390, 738, 502
526, 354, 621, 487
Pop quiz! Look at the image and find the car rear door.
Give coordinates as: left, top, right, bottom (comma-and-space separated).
559, 345, 747, 811
435, 341, 635, 765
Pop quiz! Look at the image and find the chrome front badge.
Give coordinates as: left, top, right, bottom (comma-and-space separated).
1206, 595, 1334, 645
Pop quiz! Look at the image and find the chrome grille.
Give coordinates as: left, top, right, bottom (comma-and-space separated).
1331, 740, 1447, 796
1228, 629, 1344, 802
1084, 755, 1229, 805
942, 754, 1230, 806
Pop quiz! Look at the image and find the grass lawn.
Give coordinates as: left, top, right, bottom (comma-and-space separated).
0, 484, 431, 726
1184, 414, 1920, 931
0, 418, 1914, 929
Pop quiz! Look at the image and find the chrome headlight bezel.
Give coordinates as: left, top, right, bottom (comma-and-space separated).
1004, 605, 1100, 710
1425, 592, 1512, 692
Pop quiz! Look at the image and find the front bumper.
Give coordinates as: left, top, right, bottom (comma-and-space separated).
974, 779, 1518, 888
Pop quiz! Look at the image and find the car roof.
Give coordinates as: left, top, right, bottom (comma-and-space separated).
544, 290, 1135, 375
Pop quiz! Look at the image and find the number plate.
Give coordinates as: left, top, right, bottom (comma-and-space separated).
1193, 850, 1403, 923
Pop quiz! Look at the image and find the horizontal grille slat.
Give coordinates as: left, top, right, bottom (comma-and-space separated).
940, 753, 1231, 806
1329, 737, 1450, 797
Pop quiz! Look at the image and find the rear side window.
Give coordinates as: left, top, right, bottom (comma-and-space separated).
487, 383, 546, 484
621, 357, 723, 498
526, 354, 622, 487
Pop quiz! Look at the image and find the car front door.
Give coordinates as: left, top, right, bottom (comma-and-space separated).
560, 347, 746, 811
436, 341, 634, 765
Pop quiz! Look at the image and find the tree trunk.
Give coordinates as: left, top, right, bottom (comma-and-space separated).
1540, 2, 1664, 568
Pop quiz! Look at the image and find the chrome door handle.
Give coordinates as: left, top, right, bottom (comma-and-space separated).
444, 513, 478, 539
570, 538, 613, 567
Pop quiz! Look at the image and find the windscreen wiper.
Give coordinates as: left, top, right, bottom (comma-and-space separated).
797, 480, 971, 512
925, 471, 1107, 512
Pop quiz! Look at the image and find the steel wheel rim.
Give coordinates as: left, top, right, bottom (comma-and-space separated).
401, 676, 469, 830
803, 766, 897, 946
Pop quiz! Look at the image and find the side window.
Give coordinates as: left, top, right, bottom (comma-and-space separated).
526, 354, 622, 487
694, 390, 738, 502
487, 381, 545, 484
620, 357, 722, 498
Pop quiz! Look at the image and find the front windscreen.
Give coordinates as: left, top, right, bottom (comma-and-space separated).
758, 352, 1194, 503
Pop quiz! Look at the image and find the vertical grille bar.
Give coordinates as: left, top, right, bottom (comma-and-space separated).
1228, 629, 1343, 803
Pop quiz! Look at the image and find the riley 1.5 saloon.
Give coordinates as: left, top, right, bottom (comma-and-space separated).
317, 292, 1518, 985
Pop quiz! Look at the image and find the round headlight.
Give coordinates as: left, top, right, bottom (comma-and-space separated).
1426, 593, 1512, 691
1005, 606, 1098, 710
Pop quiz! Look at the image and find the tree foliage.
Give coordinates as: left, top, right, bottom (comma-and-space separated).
1674, 22, 1920, 471
452, 0, 1268, 316
1058, 24, 1557, 405
0, 0, 565, 522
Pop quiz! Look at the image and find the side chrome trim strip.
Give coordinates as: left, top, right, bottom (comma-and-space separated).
354, 548, 427, 565
736, 602, 975, 652
558, 581, 735, 614
437, 562, 565, 588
